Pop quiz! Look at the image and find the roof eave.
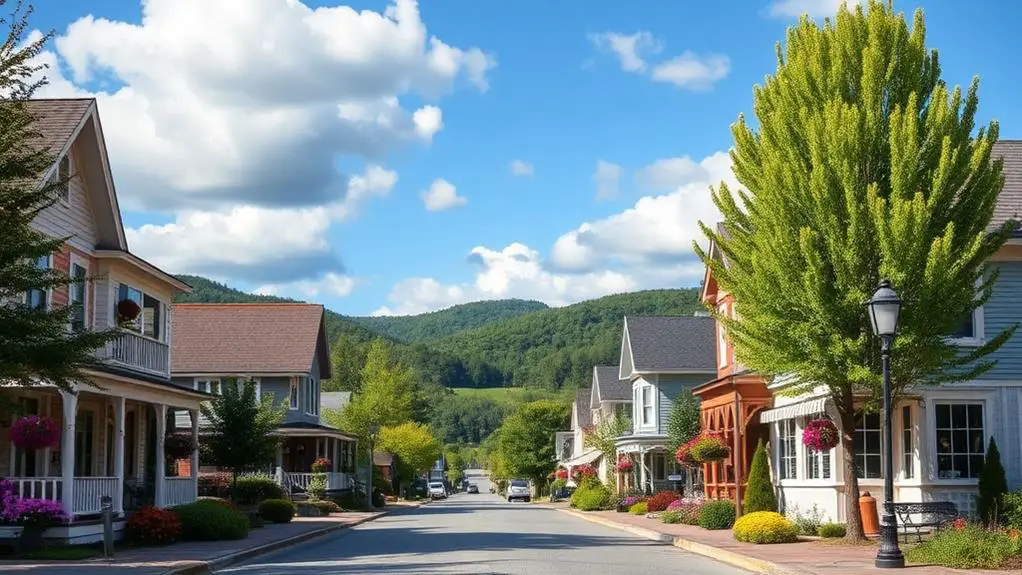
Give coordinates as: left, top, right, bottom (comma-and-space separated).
94, 249, 192, 293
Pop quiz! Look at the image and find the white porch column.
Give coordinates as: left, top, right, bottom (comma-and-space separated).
639, 450, 647, 493
154, 404, 167, 507
189, 409, 200, 501
333, 438, 340, 472
113, 397, 125, 516
59, 390, 78, 518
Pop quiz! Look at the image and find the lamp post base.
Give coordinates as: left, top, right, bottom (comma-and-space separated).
874, 552, 906, 569
875, 522, 905, 569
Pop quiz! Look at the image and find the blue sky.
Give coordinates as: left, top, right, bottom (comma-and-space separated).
30, 0, 1022, 316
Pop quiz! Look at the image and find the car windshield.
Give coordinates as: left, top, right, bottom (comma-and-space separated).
429, 482, 443, 488
510, 480, 527, 488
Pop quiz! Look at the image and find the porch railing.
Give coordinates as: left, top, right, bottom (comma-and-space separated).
73, 477, 119, 515
8, 478, 60, 501
282, 472, 349, 493
95, 330, 170, 378
164, 477, 195, 507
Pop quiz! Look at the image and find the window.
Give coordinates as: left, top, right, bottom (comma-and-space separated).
641, 386, 653, 425
902, 406, 914, 479
949, 310, 977, 340
651, 452, 667, 481
69, 259, 87, 331
935, 403, 985, 479
778, 419, 797, 480
303, 377, 319, 415
289, 378, 300, 410
194, 379, 222, 395
804, 417, 832, 480
117, 284, 163, 340
74, 411, 95, 476
854, 412, 882, 479
718, 304, 728, 367
49, 153, 71, 204
26, 255, 51, 310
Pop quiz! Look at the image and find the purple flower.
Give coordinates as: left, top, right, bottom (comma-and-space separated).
1, 496, 68, 526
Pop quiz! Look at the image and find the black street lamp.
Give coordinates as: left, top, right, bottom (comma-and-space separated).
866, 280, 905, 569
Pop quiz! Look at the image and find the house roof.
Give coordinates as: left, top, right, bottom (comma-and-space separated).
170, 303, 332, 377
321, 391, 352, 412
24, 99, 94, 156
994, 140, 1022, 233
574, 387, 593, 429
622, 316, 717, 374
591, 366, 631, 409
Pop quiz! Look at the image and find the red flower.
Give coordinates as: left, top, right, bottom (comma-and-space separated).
311, 457, 331, 472
616, 455, 634, 472
126, 506, 182, 545
10, 416, 60, 451
647, 491, 681, 512
802, 418, 839, 452
555, 468, 569, 480
952, 518, 968, 531
572, 464, 596, 480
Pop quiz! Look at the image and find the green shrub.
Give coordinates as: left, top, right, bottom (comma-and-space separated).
817, 523, 847, 538
699, 500, 736, 530
176, 501, 250, 541
905, 524, 1022, 569
195, 496, 232, 507
307, 474, 327, 500
1003, 491, 1022, 530
629, 501, 649, 515
230, 475, 284, 505
248, 514, 265, 529
977, 438, 1008, 526
332, 491, 365, 511
743, 440, 777, 513
573, 484, 613, 511
733, 511, 799, 544
258, 499, 295, 523
787, 503, 825, 536
661, 510, 682, 524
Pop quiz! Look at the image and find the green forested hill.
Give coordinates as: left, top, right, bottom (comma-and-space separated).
350, 299, 548, 341
173, 275, 703, 391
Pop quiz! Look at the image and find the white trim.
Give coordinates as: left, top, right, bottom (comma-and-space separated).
289, 377, 300, 410
193, 377, 222, 395
639, 382, 655, 428
717, 303, 728, 368
946, 277, 986, 347
925, 394, 992, 483
68, 253, 89, 330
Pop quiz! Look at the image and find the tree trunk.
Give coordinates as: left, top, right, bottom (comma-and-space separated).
840, 390, 866, 542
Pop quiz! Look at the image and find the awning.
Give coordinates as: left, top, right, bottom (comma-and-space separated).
759, 396, 836, 423
563, 449, 601, 468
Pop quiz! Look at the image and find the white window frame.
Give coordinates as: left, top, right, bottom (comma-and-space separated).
777, 419, 798, 480
289, 377, 300, 410
68, 253, 89, 331
947, 278, 985, 347
194, 378, 222, 395
933, 401, 986, 481
640, 385, 654, 426
304, 376, 319, 416
24, 254, 53, 311
901, 404, 915, 480
854, 411, 883, 480
718, 303, 728, 367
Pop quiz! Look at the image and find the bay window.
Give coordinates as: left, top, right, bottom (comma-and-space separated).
803, 417, 832, 480
935, 403, 985, 479
854, 412, 882, 479
641, 386, 653, 425
778, 419, 797, 480
289, 378, 300, 410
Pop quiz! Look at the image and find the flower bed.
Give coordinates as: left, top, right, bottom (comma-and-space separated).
647, 491, 681, 512
665, 496, 705, 525
733, 511, 799, 544
905, 521, 1022, 569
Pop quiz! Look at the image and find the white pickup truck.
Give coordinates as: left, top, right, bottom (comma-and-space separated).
428, 481, 447, 500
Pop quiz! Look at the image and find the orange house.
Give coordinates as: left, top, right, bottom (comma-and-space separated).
692, 224, 773, 509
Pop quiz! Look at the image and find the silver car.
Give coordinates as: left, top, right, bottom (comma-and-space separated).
506, 479, 530, 502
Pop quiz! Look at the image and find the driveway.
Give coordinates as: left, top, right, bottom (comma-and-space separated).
220, 494, 748, 574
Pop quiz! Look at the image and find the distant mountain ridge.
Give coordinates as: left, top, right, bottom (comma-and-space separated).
173, 275, 703, 390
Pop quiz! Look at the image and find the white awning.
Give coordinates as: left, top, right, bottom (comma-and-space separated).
563, 449, 601, 468
759, 396, 836, 423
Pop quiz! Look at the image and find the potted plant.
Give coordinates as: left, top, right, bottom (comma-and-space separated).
616, 455, 634, 472
803, 418, 840, 452
164, 432, 197, 460
117, 298, 141, 328
688, 433, 730, 463
311, 457, 331, 473
10, 415, 60, 451
11, 499, 68, 552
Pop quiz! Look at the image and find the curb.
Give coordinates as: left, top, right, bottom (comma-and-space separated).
556, 508, 797, 575
162, 510, 392, 575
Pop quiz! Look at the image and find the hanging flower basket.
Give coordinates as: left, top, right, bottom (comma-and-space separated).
803, 418, 840, 452
117, 298, 141, 323
677, 433, 729, 465
10, 416, 60, 451
616, 455, 633, 472
311, 457, 331, 473
163, 433, 196, 460
572, 464, 596, 481
555, 468, 569, 480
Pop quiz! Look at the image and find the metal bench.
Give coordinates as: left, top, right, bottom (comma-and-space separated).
892, 501, 959, 543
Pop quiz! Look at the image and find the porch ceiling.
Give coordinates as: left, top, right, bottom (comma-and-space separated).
615, 434, 670, 453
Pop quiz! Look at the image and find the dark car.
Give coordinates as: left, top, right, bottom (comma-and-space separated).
467, 484, 479, 494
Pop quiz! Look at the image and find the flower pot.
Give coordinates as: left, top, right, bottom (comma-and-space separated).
17, 525, 45, 553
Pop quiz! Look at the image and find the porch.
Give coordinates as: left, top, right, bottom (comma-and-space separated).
616, 436, 701, 495
2, 374, 205, 519
273, 423, 358, 496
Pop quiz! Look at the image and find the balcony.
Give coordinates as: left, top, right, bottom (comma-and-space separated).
95, 330, 170, 378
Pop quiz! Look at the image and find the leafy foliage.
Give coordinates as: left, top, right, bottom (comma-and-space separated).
378, 421, 442, 486
666, 392, 701, 451
583, 413, 630, 481
733, 511, 799, 544
258, 499, 295, 524
429, 394, 506, 444
978, 437, 1008, 525
696, 0, 1016, 538
176, 500, 250, 541
699, 500, 737, 530
495, 399, 570, 484
352, 299, 548, 342
0, 4, 121, 395
744, 440, 777, 513
199, 379, 285, 485
904, 523, 1022, 570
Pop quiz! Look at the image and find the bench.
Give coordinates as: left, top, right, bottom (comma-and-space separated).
892, 501, 959, 543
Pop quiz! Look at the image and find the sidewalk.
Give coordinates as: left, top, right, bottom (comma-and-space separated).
553, 504, 1017, 575
0, 502, 419, 575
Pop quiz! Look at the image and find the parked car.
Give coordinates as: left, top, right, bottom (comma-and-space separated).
467, 484, 479, 494
506, 479, 530, 503
428, 481, 447, 500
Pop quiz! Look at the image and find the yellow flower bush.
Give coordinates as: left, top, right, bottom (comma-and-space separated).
733, 511, 799, 544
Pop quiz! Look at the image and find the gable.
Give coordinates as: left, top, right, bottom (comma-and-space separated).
590, 375, 601, 410
619, 320, 635, 380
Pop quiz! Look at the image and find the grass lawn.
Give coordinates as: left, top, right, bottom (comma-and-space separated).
451, 386, 572, 405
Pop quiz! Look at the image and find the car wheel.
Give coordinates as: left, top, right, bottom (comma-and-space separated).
524, 498, 531, 503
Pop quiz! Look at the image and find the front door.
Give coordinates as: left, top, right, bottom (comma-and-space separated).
74, 411, 96, 476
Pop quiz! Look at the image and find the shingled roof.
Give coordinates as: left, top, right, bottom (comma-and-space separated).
622, 316, 716, 374
994, 140, 1022, 233
23, 99, 94, 157
171, 303, 331, 377
591, 365, 631, 409
573, 387, 593, 429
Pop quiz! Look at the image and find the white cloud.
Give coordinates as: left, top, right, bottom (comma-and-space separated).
254, 273, 357, 299
767, 0, 864, 18
33, 0, 494, 213
634, 155, 715, 192
588, 31, 661, 73
550, 151, 736, 273
510, 159, 534, 176
589, 30, 728, 91
421, 178, 467, 211
651, 52, 731, 91
594, 160, 622, 200
373, 243, 638, 315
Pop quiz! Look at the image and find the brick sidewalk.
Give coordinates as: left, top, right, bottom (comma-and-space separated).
0, 508, 394, 575
555, 505, 1017, 575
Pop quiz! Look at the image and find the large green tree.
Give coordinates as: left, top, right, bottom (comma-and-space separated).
697, 1, 1016, 540
378, 421, 442, 492
0, 1, 119, 397
666, 392, 701, 451
496, 399, 570, 486
200, 378, 286, 494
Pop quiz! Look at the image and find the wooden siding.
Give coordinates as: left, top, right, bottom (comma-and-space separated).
30, 145, 100, 254
93, 262, 176, 330
981, 261, 1022, 380
657, 373, 711, 435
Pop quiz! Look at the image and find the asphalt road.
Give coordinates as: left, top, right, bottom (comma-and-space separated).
219, 493, 748, 575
